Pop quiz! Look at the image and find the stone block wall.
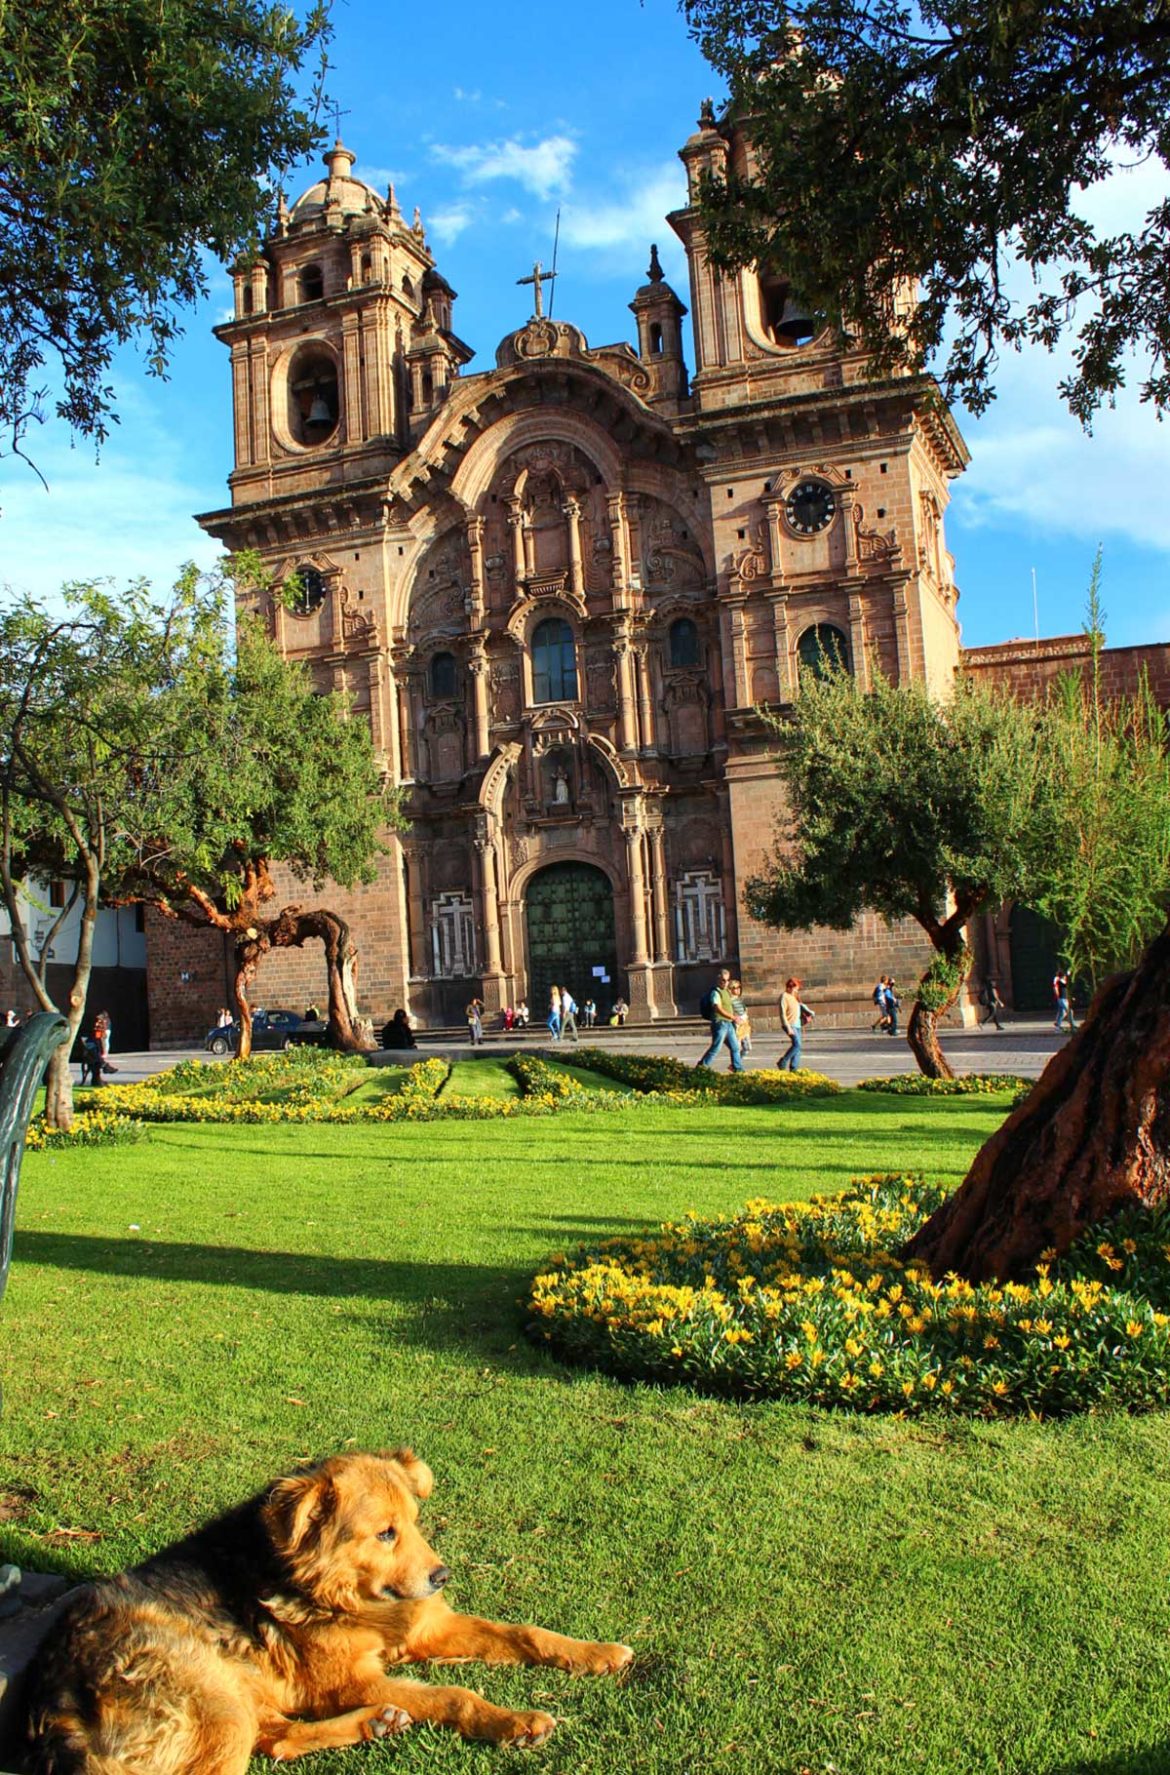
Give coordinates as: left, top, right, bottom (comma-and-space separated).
963, 636, 1170, 708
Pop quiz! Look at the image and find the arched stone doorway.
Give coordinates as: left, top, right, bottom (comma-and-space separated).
1009, 903, 1067, 1012
525, 862, 618, 1021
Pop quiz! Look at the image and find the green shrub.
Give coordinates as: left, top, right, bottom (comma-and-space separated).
565, 1048, 840, 1100
527, 1177, 1170, 1416
857, 1073, 1030, 1096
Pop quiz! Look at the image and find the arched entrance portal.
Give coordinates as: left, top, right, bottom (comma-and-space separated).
525, 863, 618, 1021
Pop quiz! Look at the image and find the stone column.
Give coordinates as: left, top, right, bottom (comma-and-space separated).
607, 491, 629, 607
762, 493, 785, 585
848, 592, 869, 691
466, 515, 485, 623
624, 825, 649, 965
634, 641, 654, 751
728, 598, 749, 709
769, 593, 794, 700
892, 585, 912, 685
648, 825, 671, 962
469, 638, 490, 759
506, 499, 526, 589
614, 627, 638, 753
475, 831, 505, 1014
564, 497, 584, 600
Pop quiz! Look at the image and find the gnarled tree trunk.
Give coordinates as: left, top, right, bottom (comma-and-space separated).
905, 941, 971, 1080
905, 917, 1170, 1281
235, 904, 373, 1053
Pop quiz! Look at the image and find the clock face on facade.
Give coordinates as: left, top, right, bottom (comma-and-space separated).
785, 480, 837, 536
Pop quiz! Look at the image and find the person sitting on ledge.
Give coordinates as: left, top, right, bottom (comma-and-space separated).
381, 1009, 417, 1050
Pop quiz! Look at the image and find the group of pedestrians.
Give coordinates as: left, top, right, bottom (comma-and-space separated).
696, 969, 814, 1073
871, 975, 901, 1035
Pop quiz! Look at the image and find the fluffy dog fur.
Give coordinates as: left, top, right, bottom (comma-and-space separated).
25, 1448, 632, 1771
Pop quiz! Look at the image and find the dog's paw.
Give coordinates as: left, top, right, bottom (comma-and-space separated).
572, 1640, 635, 1676
363, 1705, 413, 1740
502, 1709, 557, 1747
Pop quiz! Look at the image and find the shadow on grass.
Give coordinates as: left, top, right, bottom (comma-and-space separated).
1045, 1750, 1170, 1775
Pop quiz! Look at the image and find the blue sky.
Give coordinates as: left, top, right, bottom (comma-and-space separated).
2, 0, 1167, 651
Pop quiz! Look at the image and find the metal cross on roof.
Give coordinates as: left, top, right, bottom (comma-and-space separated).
517, 260, 557, 319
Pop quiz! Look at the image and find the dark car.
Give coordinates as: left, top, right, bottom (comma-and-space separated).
204, 1009, 328, 1056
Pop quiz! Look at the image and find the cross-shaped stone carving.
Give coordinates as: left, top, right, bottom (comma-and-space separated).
516, 261, 557, 319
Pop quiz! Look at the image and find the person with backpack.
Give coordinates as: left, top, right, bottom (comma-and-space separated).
696, 969, 745, 1072
559, 987, 580, 1044
871, 975, 890, 1032
1053, 971, 1075, 1033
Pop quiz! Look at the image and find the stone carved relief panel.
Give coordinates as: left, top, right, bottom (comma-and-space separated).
662, 672, 710, 757
407, 530, 472, 642
488, 655, 521, 724
641, 498, 706, 593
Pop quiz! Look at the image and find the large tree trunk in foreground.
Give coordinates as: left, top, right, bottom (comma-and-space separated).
905, 918, 1170, 1282
237, 905, 373, 1053
905, 941, 971, 1080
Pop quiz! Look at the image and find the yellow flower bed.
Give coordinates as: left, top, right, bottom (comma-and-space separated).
526, 1178, 1170, 1417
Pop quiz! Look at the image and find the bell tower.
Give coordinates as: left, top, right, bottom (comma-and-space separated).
219, 139, 474, 507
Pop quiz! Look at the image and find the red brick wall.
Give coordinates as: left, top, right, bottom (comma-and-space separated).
143, 849, 412, 1045
963, 636, 1170, 708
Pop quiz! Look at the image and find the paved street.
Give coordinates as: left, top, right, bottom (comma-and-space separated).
96, 1019, 1070, 1087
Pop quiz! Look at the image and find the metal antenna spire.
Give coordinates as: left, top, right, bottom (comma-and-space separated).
548, 208, 562, 319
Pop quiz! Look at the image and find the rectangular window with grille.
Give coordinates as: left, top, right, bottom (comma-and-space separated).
674, 870, 726, 963
430, 893, 477, 978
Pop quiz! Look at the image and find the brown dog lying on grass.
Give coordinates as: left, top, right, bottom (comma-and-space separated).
25, 1448, 632, 1770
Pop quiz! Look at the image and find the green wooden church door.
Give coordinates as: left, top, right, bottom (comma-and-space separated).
525, 863, 618, 1021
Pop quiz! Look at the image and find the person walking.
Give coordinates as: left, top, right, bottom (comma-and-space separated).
979, 977, 1005, 1030
559, 987, 580, 1043
777, 977, 805, 1070
93, 1010, 118, 1074
547, 985, 562, 1040
884, 977, 901, 1036
729, 979, 752, 1056
1053, 971, 1076, 1032
871, 975, 890, 1032
466, 997, 484, 1046
696, 968, 745, 1072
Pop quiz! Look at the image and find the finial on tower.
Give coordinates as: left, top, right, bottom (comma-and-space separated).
699, 96, 716, 126
648, 244, 664, 283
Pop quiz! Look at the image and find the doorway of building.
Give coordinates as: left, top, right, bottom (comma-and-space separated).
1009, 903, 1069, 1012
525, 862, 618, 1022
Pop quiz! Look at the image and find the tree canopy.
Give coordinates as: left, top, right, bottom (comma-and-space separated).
747, 670, 1052, 1073
0, 562, 395, 1114
0, 0, 329, 470
685, 0, 1170, 422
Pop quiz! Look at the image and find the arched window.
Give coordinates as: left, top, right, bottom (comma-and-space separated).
531, 618, 577, 704
797, 623, 850, 679
669, 617, 700, 668
430, 651, 457, 699
300, 263, 324, 303
289, 564, 327, 617
360, 253, 372, 283
242, 285, 254, 315
649, 322, 664, 355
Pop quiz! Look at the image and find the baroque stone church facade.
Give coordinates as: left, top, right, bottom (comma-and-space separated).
189, 105, 970, 1030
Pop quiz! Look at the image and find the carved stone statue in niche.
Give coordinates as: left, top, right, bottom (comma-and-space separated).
553, 767, 570, 804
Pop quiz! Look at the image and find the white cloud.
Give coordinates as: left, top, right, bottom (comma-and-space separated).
453, 86, 482, 103
431, 135, 577, 200
353, 163, 410, 193
429, 203, 477, 245
558, 166, 689, 278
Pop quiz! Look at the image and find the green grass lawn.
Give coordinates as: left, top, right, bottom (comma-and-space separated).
5, 1093, 1170, 1774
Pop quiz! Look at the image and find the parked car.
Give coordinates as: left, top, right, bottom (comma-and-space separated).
204, 1009, 329, 1056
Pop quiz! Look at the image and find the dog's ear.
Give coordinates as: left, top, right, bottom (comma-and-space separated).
383, 1447, 434, 1499
266, 1469, 336, 1554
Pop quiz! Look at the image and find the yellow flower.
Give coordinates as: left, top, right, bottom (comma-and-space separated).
922, 1372, 937, 1391
1126, 1321, 1145, 1338
1053, 1334, 1070, 1350
901, 1380, 915, 1397
992, 1379, 1009, 1396
785, 1350, 802, 1370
